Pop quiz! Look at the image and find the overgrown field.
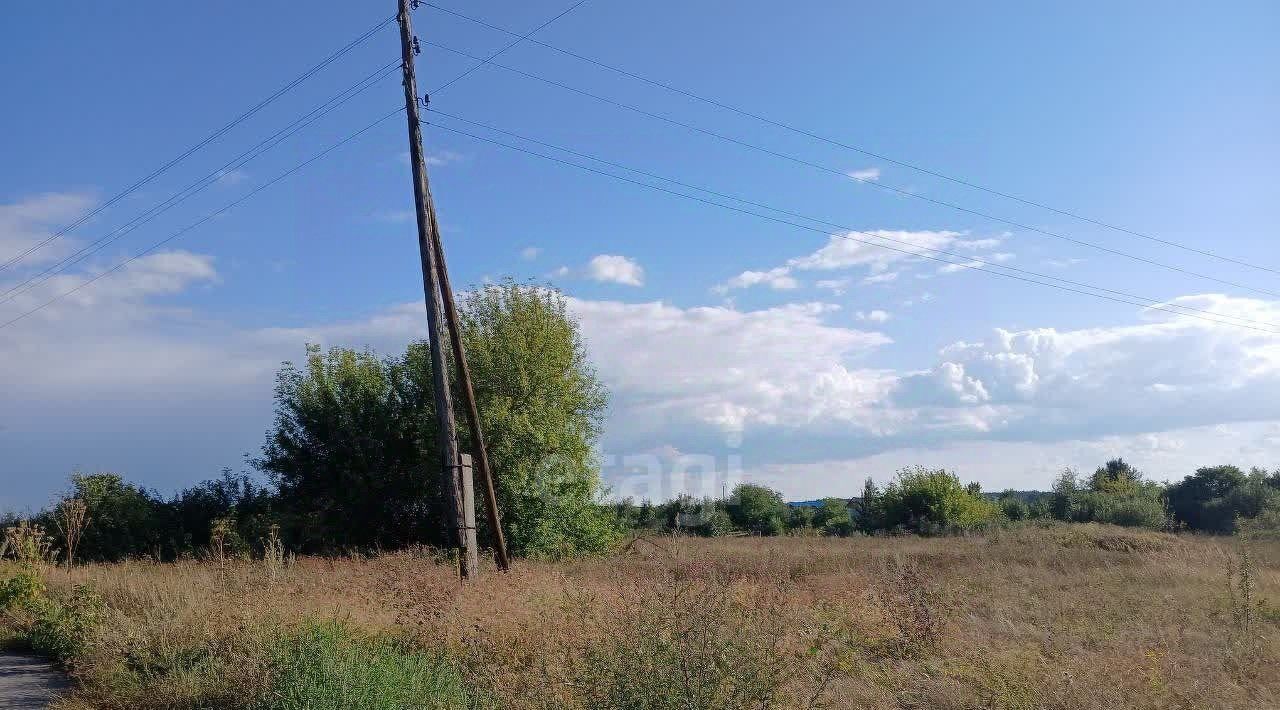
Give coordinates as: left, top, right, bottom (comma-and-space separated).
3, 524, 1279, 709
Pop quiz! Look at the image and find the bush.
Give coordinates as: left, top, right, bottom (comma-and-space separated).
27, 584, 104, 661
1, 570, 103, 663
260, 622, 471, 710
878, 467, 1001, 534
813, 498, 853, 536
727, 484, 789, 535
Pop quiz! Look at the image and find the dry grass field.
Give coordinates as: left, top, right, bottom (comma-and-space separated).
5, 523, 1279, 709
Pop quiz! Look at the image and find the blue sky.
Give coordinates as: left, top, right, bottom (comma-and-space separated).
2, 0, 1278, 510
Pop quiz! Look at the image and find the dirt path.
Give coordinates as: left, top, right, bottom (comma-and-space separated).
0, 652, 69, 709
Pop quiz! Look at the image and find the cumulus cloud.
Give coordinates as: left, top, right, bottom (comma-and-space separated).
714, 267, 798, 293
568, 298, 894, 435
891, 294, 1280, 439
585, 254, 644, 286
5, 227, 1280, 508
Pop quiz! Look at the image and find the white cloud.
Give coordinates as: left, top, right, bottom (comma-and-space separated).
6, 227, 1280, 508
891, 294, 1280, 438
0, 192, 97, 267
715, 266, 798, 293
862, 271, 899, 285
568, 299, 893, 435
937, 259, 985, 274
547, 265, 570, 278
1043, 257, 1084, 269
586, 254, 644, 286
716, 230, 968, 293
520, 246, 541, 260
847, 167, 881, 182
816, 278, 852, 295
954, 238, 1003, 250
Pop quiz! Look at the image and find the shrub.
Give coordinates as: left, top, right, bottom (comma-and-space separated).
878, 467, 1001, 534
998, 491, 1031, 522
696, 506, 735, 537
813, 498, 853, 536
1076, 489, 1167, 529
260, 621, 471, 710
27, 584, 104, 661
727, 484, 789, 535
1, 570, 103, 663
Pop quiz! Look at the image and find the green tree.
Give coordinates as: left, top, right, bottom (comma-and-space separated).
58, 473, 163, 561
812, 498, 853, 536
1088, 458, 1143, 495
855, 478, 882, 533
878, 467, 1001, 534
258, 282, 618, 558
998, 490, 1030, 522
727, 484, 789, 535
1168, 465, 1280, 533
787, 505, 816, 531
1050, 469, 1080, 521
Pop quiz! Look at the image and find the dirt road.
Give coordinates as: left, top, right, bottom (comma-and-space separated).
0, 652, 68, 709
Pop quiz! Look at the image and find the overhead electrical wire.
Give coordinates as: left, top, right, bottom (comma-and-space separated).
0, 13, 398, 273
0, 0, 593, 326
419, 115, 1280, 335
430, 0, 592, 95
425, 108, 1280, 332
0, 107, 406, 331
422, 2, 1279, 278
419, 39, 1280, 301
0, 59, 405, 307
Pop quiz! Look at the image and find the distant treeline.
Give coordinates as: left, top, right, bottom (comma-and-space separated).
3, 459, 1278, 564
611, 459, 1280, 539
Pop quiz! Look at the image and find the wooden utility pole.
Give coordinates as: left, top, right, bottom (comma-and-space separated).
425, 211, 511, 571
397, 0, 474, 578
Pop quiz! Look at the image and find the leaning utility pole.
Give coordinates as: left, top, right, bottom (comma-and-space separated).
397, 0, 475, 578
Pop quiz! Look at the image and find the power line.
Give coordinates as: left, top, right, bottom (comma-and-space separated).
423, 2, 1280, 278
420, 116, 1280, 335
430, 0, 591, 95
0, 13, 398, 273
0, 60, 404, 307
424, 108, 1280, 332
420, 39, 1280, 301
0, 108, 405, 331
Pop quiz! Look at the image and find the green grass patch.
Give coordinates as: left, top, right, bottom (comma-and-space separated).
258, 621, 474, 710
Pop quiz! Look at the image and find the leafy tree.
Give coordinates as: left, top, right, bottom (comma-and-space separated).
458, 282, 617, 557
855, 478, 883, 533
878, 467, 1001, 534
258, 282, 618, 558
1088, 458, 1143, 495
728, 484, 789, 535
812, 498, 853, 536
1050, 469, 1080, 521
1049, 460, 1166, 529
998, 490, 1031, 522
258, 345, 443, 550
787, 505, 816, 531
57, 473, 163, 561
1168, 465, 1280, 533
